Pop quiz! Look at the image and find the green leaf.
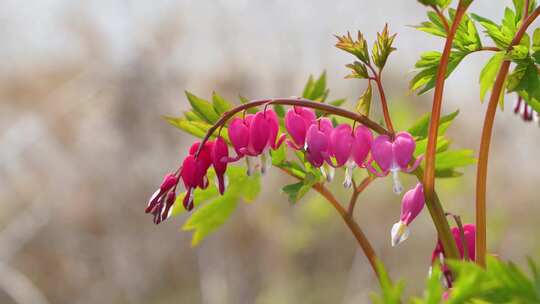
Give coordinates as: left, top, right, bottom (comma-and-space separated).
410, 51, 467, 94
370, 260, 405, 304
271, 144, 287, 166
480, 51, 505, 102
356, 82, 372, 116
408, 110, 459, 139
371, 24, 397, 69
184, 110, 204, 121
345, 61, 370, 79
164, 116, 212, 139
435, 149, 477, 170
185, 91, 220, 123
281, 172, 320, 204
335, 31, 370, 64
302, 72, 329, 101
329, 98, 347, 107
212, 91, 233, 115
182, 166, 260, 246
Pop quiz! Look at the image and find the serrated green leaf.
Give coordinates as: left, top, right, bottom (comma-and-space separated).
371, 24, 397, 70
335, 31, 370, 64
345, 61, 370, 79
410, 51, 467, 94
435, 149, 477, 170
356, 82, 372, 116
212, 91, 233, 115
480, 51, 505, 102
185, 91, 220, 123
408, 110, 459, 139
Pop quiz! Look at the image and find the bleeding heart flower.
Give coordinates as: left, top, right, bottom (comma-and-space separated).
431, 224, 476, 288
327, 124, 356, 188
391, 183, 425, 247
145, 173, 179, 224
305, 118, 332, 168
285, 106, 316, 150
367, 131, 423, 194
212, 136, 229, 195
228, 116, 251, 160
352, 125, 373, 167
264, 108, 286, 150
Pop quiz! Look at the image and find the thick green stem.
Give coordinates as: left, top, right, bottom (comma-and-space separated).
423, 0, 471, 261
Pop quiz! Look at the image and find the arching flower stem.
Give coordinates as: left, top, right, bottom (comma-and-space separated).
194, 98, 391, 158
348, 175, 375, 216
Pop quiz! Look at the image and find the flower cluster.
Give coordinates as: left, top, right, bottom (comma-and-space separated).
146, 105, 423, 225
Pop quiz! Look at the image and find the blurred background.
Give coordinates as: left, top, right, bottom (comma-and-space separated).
1, 0, 539, 303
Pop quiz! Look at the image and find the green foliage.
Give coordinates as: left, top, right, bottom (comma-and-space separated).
450, 9, 482, 53
414, 11, 448, 38
185, 91, 221, 123
180, 166, 261, 246
407, 110, 476, 178
302, 72, 329, 102
345, 61, 370, 79
370, 261, 405, 304
212, 91, 233, 115
371, 258, 540, 303
507, 57, 540, 112
410, 51, 467, 94
356, 81, 373, 116
446, 257, 540, 303
282, 172, 319, 204
337, 25, 396, 80
371, 24, 397, 70
417, 0, 452, 10
479, 51, 505, 102
335, 31, 371, 64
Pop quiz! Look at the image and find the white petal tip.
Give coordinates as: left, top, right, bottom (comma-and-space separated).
391, 221, 410, 247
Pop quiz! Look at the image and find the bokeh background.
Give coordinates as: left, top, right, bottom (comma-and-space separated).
1, 1, 539, 303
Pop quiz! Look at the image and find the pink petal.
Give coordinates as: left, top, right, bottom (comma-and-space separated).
371, 135, 393, 172
393, 131, 416, 169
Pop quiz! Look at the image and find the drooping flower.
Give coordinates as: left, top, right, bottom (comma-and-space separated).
228, 109, 285, 175
368, 131, 423, 194
305, 118, 333, 168
514, 96, 538, 124
431, 224, 476, 288
391, 183, 425, 247
285, 106, 316, 150
352, 125, 373, 167
212, 136, 229, 195
178, 141, 215, 211
228, 115, 252, 160
145, 173, 179, 224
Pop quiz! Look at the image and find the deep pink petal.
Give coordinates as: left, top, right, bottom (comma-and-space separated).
329, 124, 353, 167
393, 131, 416, 169
371, 134, 393, 172
285, 108, 309, 149
248, 112, 270, 155
228, 118, 249, 156
352, 125, 373, 166
400, 183, 425, 225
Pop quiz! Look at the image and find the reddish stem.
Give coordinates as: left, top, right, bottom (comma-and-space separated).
476, 5, 540, 267
423, 0, 471, 261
